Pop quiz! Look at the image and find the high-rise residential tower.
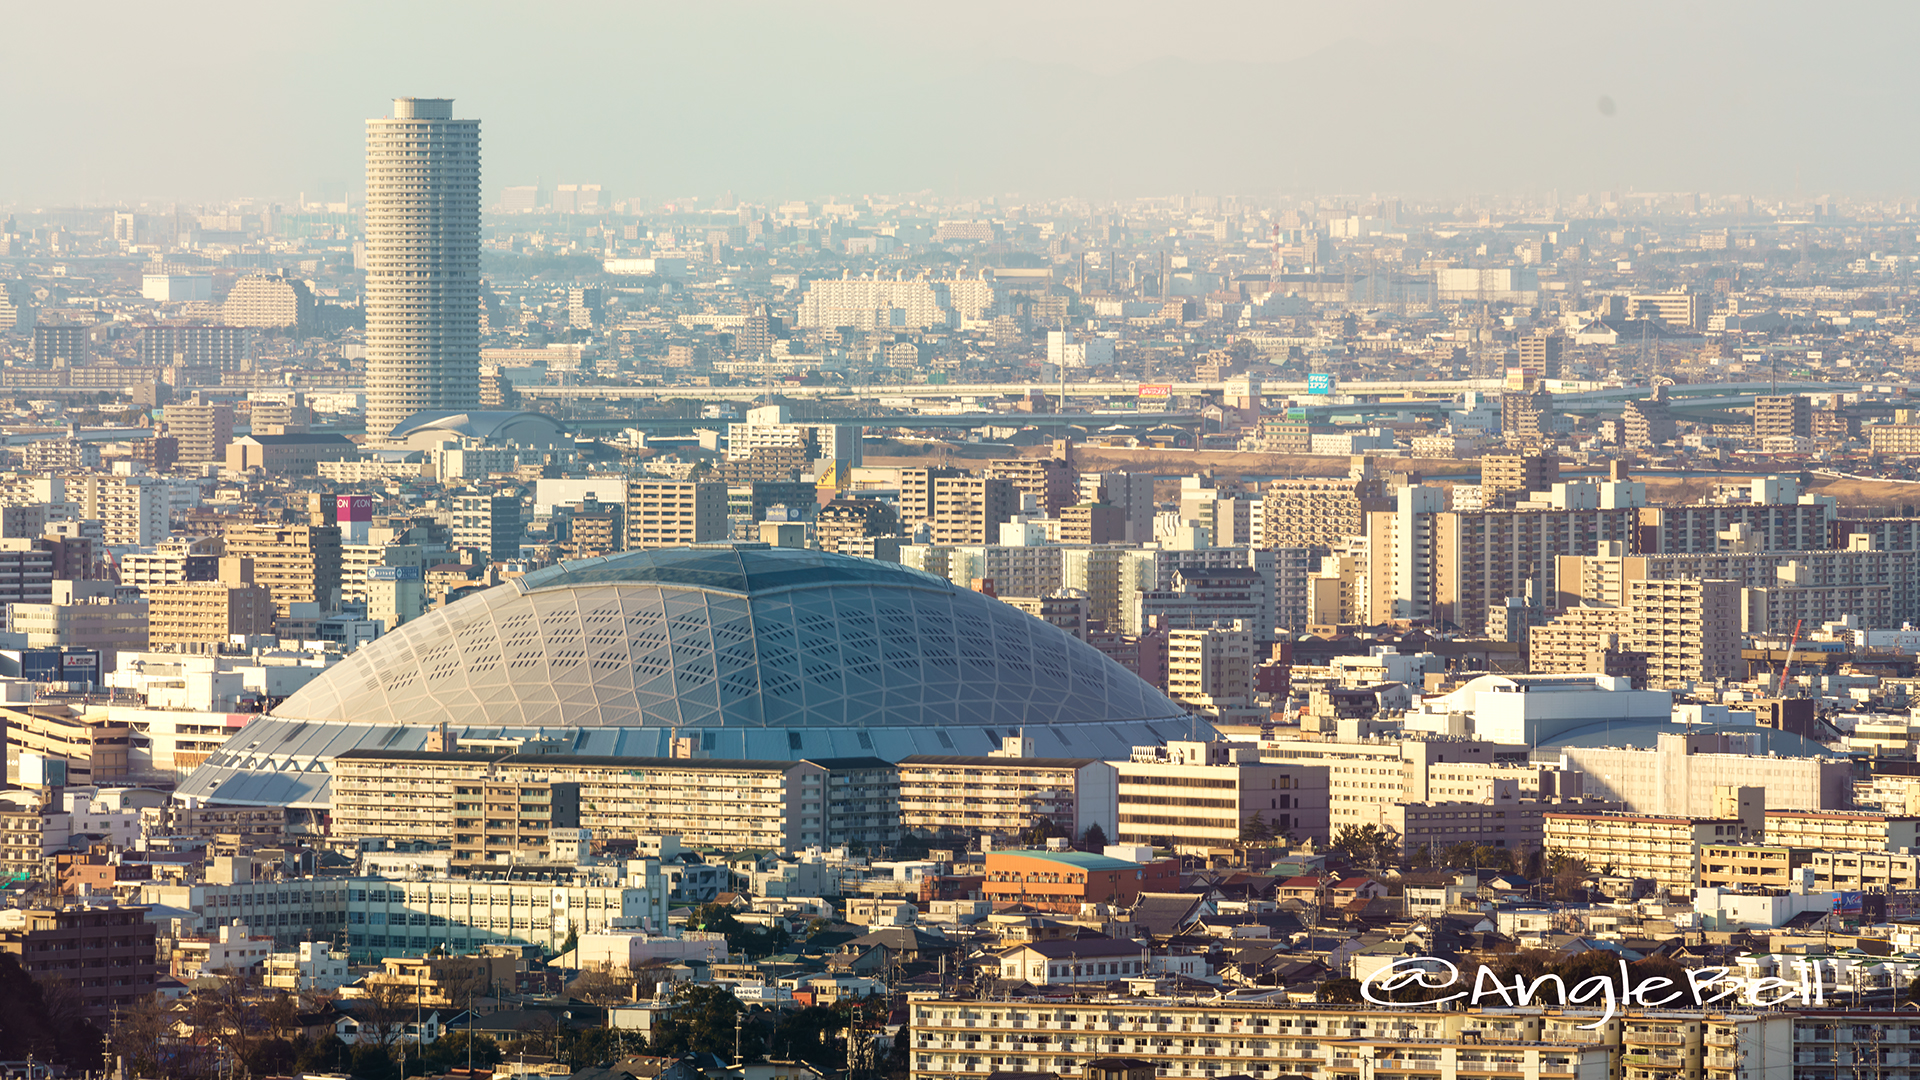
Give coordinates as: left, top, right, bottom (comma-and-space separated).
364, 97, 481, 437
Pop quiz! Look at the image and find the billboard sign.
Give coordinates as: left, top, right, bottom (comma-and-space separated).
1137, 384, 1173, 399
1307, 373, 1335, 395
337, 494, 373, 524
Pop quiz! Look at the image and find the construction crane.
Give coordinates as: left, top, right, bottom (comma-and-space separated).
1777, 618, 1805, 696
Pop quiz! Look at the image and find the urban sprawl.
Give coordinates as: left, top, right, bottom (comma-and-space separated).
8, 94, 1920, 1080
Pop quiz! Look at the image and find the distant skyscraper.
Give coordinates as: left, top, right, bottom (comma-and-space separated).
364, 97, 480, 437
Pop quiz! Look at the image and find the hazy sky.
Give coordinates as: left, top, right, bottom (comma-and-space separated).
4, 0, 1915, 208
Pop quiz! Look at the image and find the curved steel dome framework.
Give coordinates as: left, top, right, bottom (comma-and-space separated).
178, 545, 1204, 808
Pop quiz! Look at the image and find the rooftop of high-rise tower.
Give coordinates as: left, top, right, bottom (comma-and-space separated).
392, 98, 453, 119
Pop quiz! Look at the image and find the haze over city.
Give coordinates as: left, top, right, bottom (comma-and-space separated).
8, 0, 1920, 204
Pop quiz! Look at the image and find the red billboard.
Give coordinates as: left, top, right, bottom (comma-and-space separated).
337, 494, 373, 523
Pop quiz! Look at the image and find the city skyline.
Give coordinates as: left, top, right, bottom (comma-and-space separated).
7, 1, 1920, 206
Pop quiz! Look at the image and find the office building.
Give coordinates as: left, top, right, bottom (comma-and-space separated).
7, 594, 148, 656
364, 97, 481, 437
1626, 288, 1708, 329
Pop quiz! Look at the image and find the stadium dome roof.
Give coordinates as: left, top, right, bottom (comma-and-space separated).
177, 545, 1202, 808
386, 410, 569, 451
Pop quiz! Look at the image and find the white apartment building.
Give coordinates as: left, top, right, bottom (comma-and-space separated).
1115, 740, 1330, 851
1164, 622, 1257, 721
364, 97, 480, 436
906, 996, 1618, 1080
344, 870, 667, 962
67, 475, 169, 547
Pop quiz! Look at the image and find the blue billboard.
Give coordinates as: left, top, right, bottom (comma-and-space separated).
1307, 373, 1335, 395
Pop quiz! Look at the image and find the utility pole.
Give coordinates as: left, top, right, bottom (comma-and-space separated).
734, 1011, 743, 1066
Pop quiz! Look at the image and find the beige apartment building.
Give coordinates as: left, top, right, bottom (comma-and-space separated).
222, 273, 315, 331
1542, 809, 1758, 892
332, 748, 897, 852
906, 997, 1621, 1080
1259, 471, 1394, 549
1530, 604, 1630, 674
1115, 740, 1329, 851
121, 538, 225, 590
1808, 848, 1920, 891
164, 400, 235, 464
1627, 577, 1742, 688
1868, 424, 1920, 455
1481, 453, 1560, 505
897, 746, 1116, 842
1752, 394, 1812, 440
221, 523, 343, 617
68, 475, 170, 547
928, 476, 1016, 545
622, 480, 727, 549
1432, 507, 1640, 635
1557, 539, 1920, 630
146, 561, 276, 652
1164, 621, 1256, 719
1696, 843, 1809, 890
1764, 808, 1920, 852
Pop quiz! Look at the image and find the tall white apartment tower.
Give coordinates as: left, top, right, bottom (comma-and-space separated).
364, 97, 481, 438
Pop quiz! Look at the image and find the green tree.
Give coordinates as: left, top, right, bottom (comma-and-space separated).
1242, 813, 1274, 844
1080, 823, 1109, 851
1316, 978, 1364, 1004
1330, 823, 1402, 868
648, 984, 764, 1061
770, 1005, 843, 1070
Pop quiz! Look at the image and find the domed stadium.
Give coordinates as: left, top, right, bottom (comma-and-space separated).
177, 544, 1203, 808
